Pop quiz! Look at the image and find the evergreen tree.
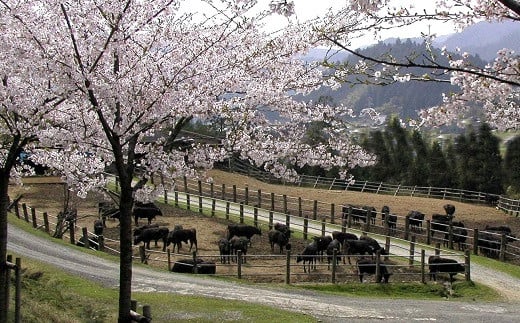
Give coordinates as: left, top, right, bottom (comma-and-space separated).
475, 123, 503, 194
408, 130, 430, 186
385, 117, 412, 183
429, 141, 454, 188
504, 135, 520, 195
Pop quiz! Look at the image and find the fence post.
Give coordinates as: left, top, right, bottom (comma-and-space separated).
82, 227, 89, 249
186, 193, 191, 210
167, 249, 171, 271
164, 188, 168, 205
404, 215, 410, 241
233, 185, 237, 203
174, 191, 179, 207
244, 186, 249, 205
500, 233, 507, 262
421, 249, 426, 284
225, 202, 230, 220
435, 243, 441, 256
347, 206, 352, 228
385, 236, 391, 261
192, 251, 198, 274
139, 245, 147, 264
211, 199, 216, 217
69, 221, 75, 245
237, 250, 242, 279
15, 257, 21, 323
254, 207, 258, 228
221, 184, 226, 201
283, 195, 287, 214
270, 192, 275, 211
98, 235, 105, 251
239, 203, 244, 224
448, 220, 454, 250
426, 220, 431, 245
375, 250, 381, 283
198, 180, 203, 213
183, 176, 188, 193
298, 197, 302, 218
14, 202, 20, 218
143, 305, 152, 322
269, 211, 274, 230
303, 215, 308, 240
473, 228, 479, 256
465, 249, 471, 282
313, 200, 318, 221
22, 203, 29, 222
331, 249, 337, 284
5, 254, 11, 314
43, 212, 50, 233
285, 250, 291, 284
330, 203, 335, 224
257, 189, 262, 209
286, 213, 291, 228
31, 207, 37, 228
409, 235, 416, 267
321, 218, 326, 237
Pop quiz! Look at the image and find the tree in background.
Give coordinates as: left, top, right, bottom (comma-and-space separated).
504, 135, 520, 195
428, 141, 454, 188
408, 130, 431, 186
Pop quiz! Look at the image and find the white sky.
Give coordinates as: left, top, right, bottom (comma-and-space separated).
267, 0, 459, 47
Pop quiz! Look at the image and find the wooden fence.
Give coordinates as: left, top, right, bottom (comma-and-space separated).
4, 255, 22, 323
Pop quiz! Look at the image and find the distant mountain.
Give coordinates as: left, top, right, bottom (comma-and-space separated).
433, 21, 520, 61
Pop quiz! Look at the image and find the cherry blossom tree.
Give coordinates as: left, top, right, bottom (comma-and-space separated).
0, 1, 374, 321
305, 0, 519, 130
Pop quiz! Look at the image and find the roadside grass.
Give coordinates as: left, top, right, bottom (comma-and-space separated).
294, 280, 499, 302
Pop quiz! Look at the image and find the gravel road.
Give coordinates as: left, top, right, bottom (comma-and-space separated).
7, 224, 520, 322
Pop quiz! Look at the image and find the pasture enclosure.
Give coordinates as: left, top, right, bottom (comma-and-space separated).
9, 180, 472, 285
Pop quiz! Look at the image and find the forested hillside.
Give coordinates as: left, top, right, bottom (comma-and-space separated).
300, 39, 488, 121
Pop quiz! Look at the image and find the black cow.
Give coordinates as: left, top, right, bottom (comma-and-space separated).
171, 258, 216, 274
93, 219, 104, 236
326, 239, 343, 269
133, 227, 169, 251
166, 228, 197, 253
274, 222, 292, 238
408, 210, 425, 232
478, 231, 502, 258
218, 238, 231, 264
296, 241, 318, 273
431, 213, 454, 238
227, 224, 261, 246
134, 224, 160, 237
357, 258, 391, 283
485, 225, 514, 237
332, 231, 358, 246
359, 235, 387, 256
428, 256, 465, 282
133, 202, 162, 226
313, 235, 333, 261
343, 239, 375, 264
229, 235, 249, 263
381, 206, 397, 234
443, 221, 467, 250
268, 230, 290, 254
443, 204, 456, 216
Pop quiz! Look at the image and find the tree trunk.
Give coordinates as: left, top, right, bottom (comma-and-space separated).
0, 173, 11, 323
117, 174, 135, 323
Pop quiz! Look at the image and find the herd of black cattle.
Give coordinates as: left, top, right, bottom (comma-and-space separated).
81, 200, 509, 283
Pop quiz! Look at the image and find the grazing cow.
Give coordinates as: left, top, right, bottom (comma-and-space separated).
229, 235, 249, 263
357, 258, 391, 283
133, 227, 169, 251
313, 235, 333, 261
443, 204, 456, 216
485, 225, 514, 237
296, 241, 318, 273
326, 239, 343, 269
428, 256, 465, 282
343, 239, 375, 264
274, 222, 293, 238
381, 206, 397, 234
485, 194, 500, 206
332, 231, 358, 246
443, 221, 468, 250
218, 238, 231, 264
133, 202, 162, 226
359, 235, 387, 256
478, 231, 502, 258
93, 219, 104, 236
171, 258, 216, 274
166, 228, 197, 253
431, 213, 454, 238
268, 230, 290, 254
227, 224, 261, 246
408, 210, 425, 232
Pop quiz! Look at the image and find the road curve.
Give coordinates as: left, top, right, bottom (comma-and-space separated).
7, 224, 520, 323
